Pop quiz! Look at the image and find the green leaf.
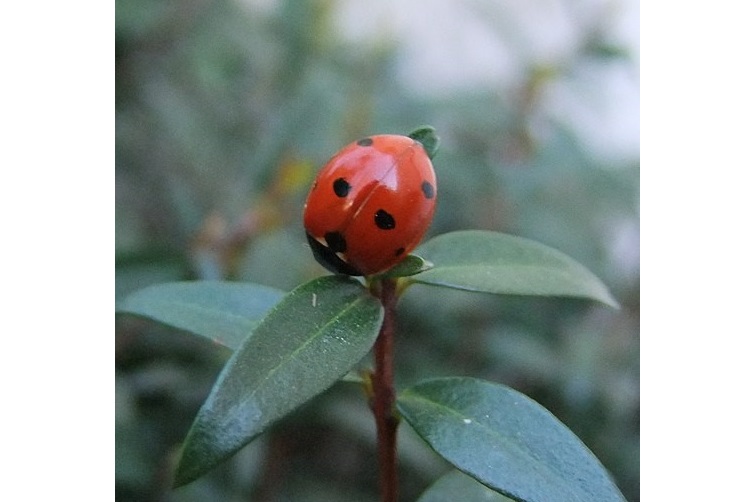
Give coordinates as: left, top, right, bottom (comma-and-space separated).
408, 125, 440, 159
412, 230, 618, 308
398, 377, 626, 502
116, 281, 285, 350
175, 275, 384, 486
373, 254, 434, 279
418, 470, 514, 502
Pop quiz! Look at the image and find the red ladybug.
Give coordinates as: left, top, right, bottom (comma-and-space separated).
303, 134, 437, 276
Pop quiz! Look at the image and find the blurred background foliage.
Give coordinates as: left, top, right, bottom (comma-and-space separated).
115, 0, 639, 500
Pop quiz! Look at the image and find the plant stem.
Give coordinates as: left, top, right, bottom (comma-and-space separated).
371, 277, 399, 502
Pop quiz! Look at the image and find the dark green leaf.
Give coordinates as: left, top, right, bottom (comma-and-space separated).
408, 125, 440, 159
412, 231, 618, 307
116, 281, 285, 350
418, 470, 514, 502
175, 275, 383, 486
398, 377, 626, 502
374, 254, 434, 279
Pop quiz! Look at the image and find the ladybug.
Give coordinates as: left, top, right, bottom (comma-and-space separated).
303, 134, 437, 276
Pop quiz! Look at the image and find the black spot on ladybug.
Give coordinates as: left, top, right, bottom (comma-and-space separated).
395, 247, 405, 256
357, 137, 373, 146
324, 231, 347, 253
421, 181, 435, 199
374, 209, 396, 230
333, 178, 351, 197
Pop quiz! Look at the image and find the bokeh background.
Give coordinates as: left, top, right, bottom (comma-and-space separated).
115, 0, 639, 500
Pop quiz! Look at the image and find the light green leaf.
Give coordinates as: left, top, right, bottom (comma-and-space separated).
175, 275, 383, 486
398, 377, 626, 502
116, 281, 285, 350
412, 230, 618, 307
417, 470, 514, 502
373, 254, 433, 279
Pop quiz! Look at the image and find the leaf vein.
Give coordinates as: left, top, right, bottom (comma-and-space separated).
239, 293, 374, 410
400, 392, 572, 494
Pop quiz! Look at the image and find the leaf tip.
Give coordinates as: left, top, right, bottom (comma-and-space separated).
408, 126, 440, 159
590, 284, 620, 310
602, 294, 621, 310
171, 444, 202, 488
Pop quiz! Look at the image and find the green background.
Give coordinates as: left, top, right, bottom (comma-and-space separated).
116, 1, 639, 500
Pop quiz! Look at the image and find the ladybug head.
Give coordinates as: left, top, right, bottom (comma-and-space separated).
305, 232, 363, 276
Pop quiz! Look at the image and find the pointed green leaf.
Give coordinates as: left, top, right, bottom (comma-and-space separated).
418, 470, 514, 502
116, 281, 285, 350
175, 275, 384, 486
412, 231, 618, 307
408, 125, 440, 159
398, 377, 626, 502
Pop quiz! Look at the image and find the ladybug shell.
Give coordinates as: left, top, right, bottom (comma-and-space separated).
303, 134, 437, 276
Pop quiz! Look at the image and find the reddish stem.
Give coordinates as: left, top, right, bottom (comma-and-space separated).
371, 278, 399, 502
